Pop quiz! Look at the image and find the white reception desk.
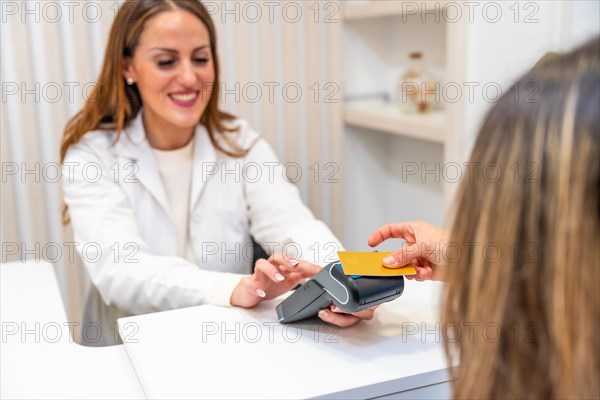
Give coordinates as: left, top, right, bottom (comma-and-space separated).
1, 261, 451, 399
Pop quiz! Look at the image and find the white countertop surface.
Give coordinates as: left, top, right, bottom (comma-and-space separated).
119, 276, 449, 399
1, 261, 145, 399
1, 260, 450, 399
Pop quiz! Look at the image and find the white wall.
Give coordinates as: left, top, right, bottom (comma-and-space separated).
459, 0, 600, 162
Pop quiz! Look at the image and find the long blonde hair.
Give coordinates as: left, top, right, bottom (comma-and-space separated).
444, 37, 599, 399
60, 0, 245, 163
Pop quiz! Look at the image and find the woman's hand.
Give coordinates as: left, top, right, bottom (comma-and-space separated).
318, 304, 379, 328
230, 253, 380, 327
368, 221, 450, 282
230, 253, 321, 308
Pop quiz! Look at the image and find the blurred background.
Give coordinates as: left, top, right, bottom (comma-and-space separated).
1, 0, 599, 324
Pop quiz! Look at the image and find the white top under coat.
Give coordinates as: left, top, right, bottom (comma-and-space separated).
152, 135, 196, 263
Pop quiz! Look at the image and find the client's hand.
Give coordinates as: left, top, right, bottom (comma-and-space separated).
368, 221, 450, 281
230, 253, 321, 308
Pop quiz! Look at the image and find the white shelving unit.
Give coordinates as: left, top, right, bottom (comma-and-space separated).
340, 0, 456, 252
342, 0, 449, 140
338, 0, 587, 253
343, 0, 411, 20
344, 99, 446, 144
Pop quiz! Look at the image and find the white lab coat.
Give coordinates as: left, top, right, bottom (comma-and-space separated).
62, 112, 342, 345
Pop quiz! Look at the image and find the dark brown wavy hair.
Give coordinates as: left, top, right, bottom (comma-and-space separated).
444, 37, 599, 399
60, 0, 245, 163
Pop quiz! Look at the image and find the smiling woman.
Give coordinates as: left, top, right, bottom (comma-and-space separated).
59, 0, 371, 346
60, 0, 242, 160
121, 9, 215, 150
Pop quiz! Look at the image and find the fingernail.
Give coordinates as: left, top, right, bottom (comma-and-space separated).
332, 306, 341, 313
256, 289, 266, 297
383, 256, 396, 265
275, 273, 285, 281
318, 310, 328, 318
289, 258, 299, 266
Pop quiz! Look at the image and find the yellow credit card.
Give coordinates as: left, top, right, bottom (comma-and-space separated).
338, 251, 417, 277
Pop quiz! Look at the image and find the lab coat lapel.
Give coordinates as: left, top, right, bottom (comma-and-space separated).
190, 124, 217, 212
113, 113, 171, 219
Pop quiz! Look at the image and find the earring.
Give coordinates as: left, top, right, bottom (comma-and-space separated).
126, 77, 134, 85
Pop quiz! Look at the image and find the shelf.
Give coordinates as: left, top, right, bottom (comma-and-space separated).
343, 1, 443, 21
344, 99, 446, 144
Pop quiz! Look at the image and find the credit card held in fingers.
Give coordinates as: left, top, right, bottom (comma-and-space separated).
338, 251, 417, 277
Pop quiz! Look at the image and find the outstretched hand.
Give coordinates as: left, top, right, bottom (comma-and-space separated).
368, 221, 450, 281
